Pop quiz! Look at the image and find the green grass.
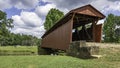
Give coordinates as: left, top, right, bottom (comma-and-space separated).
0, 46, 37, 55
0, 55, 119, 68
0, 45, 120, 68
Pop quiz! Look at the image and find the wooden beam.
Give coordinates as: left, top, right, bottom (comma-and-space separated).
92, 20, 98, 42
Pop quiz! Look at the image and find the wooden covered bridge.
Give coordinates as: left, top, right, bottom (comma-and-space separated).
41, 4, 105, 50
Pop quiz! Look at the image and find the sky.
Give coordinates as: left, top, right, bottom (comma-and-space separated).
0, 0, 120, 38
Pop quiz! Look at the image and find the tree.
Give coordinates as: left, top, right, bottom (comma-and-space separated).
0, 10, 13, 46
0, 10, 13, 37
44, 8, 64, 31
103, 14, 120, 43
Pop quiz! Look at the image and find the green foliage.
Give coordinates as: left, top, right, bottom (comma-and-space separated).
44, 8, 64, 31
103, 14, 120, 43
0, 10, 13, 46
0, 10, 13, 37
7, 33, 41, 46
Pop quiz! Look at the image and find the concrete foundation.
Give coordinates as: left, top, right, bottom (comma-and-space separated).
67, 41, 99, 59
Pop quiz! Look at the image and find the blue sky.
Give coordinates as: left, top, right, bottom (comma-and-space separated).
4, 7, 21, 18
0, 0, 120, 38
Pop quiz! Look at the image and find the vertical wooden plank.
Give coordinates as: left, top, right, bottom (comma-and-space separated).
92, 20, 98, 42
92, 21, 96, 42
70, 13, 75, 43
95, 24, 102, 42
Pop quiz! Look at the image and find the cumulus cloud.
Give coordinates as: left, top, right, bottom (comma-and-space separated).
102, 1, 120, 15
41, 0, 120, 13
41, 0, 117, 15
10, 0, 39, 9
0, 0, 12, 10
12, 11, 45, 38
108, 0, 120, 2
0, 0, 39, 10
42, 0, 92, 9
90, 0, 113, 11
21, 11, 43, 27
35, 3, 56, 17
12, 15, 26, 29
11, 26, 45, 38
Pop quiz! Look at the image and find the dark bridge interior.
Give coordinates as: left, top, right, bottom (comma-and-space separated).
72, 14, 97, 42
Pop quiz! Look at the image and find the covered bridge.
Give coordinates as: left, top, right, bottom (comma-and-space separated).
41, 4, 105, 50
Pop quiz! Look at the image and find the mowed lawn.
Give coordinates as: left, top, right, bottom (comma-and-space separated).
0, 46, 37, 55
0, 44, 120, 68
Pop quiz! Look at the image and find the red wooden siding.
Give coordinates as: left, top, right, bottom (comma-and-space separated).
41, 19, 73, 50
95, 24, 102, 42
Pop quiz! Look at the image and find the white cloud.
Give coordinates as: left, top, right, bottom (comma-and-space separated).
42, 0, 91, 9
90, 0, 113, 11
41, 0, 115, 15
41, 0, 120, 15
21, 11, 42, 27
0, 0, 39, 10
12, 15, 26, 27
11, 0, 39, 9
11, 11, 45, 38
0, 0, 12, 10
101, 1, 120, 15
11, 26, 45, 38
35, 3, 56, 17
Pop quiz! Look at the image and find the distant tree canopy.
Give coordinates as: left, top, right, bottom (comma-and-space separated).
44, 8, 64, 31
103, 14, 120, 43
0, 10, 40, 46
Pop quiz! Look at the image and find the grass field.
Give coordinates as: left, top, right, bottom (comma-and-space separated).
0, 43, 120, 68
0, 46, 37, 55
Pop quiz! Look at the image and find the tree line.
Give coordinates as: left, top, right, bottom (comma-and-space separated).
0, 33, 40, 46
